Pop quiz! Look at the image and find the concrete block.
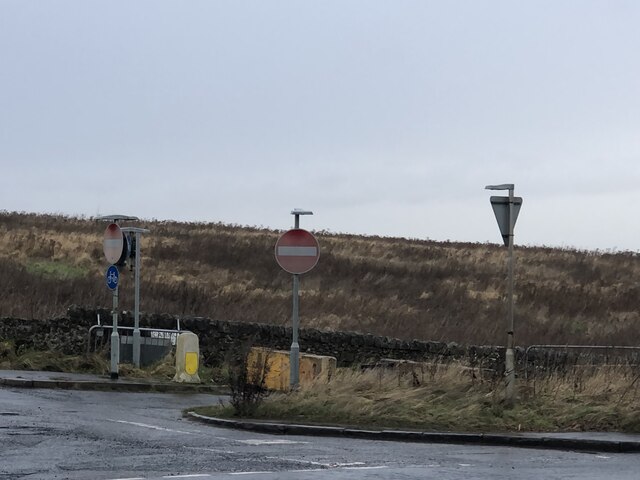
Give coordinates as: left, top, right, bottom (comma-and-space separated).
246, 346, 336, 391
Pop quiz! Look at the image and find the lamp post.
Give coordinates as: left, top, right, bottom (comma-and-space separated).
485, 184, 522, 405
121, 226, 151, 368
289, 208, 313, 388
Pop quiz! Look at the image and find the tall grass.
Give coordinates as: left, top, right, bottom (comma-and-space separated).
200, 362, 640, 432
1, 211, 639, 347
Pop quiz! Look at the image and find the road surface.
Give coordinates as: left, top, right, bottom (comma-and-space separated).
1, 387, 638, 479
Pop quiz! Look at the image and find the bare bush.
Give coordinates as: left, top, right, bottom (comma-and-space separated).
224, 342, 270, 417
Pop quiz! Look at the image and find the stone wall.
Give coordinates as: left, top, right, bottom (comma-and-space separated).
1, 306, 504, 372
3, 306, 637, 376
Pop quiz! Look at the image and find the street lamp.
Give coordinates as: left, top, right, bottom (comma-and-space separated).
97, 215, 139, 223
291, 208, 313, 228
485, 184, 522, 405
121, 226, 151, 368
289, 208, 313, 388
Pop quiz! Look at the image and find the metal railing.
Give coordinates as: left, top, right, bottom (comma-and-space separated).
86, 315, 183, 355
524, 344, 640, 380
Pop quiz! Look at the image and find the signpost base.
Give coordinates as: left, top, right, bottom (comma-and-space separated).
132, 329, 141, 369
505, 347, 515, 405
110, 285, 119, 380
110, 330, 119, 380
289, 342, 300, 390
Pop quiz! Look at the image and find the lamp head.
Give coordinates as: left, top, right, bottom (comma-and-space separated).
291, 208, 313, 216
485, 184, 514, 191
96, 214, 139, 222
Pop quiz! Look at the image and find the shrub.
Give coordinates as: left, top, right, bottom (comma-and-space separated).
224, 343, 270, 417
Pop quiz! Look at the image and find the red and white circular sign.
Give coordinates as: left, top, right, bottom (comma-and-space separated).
275, 229, 320, 275
103, 223, 124, 264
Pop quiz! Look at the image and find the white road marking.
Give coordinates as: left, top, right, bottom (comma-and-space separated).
458, 463, 473, 467
106, 477, 145, 480
596, 455, 611, 459
185, 446, 236, 454
342, 466, 388, 470
237, 439, 309, 445
265, 457, 326, 466
107, 419, 197, 435
265, 457, 366, 468
229, 472, 274, 476
162, 475, 211, 479
157, 465, 388, 478
163, 475, 212, 478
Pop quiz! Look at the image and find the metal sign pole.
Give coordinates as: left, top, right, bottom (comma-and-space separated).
133, 231, 141, 368
275, 208, 315, 390
290, 212, 301, 389
290, 273, 300, 388
505, 186, 516, 405
120, 226, 150, 369
110, 284, 119, 380
486, 184, 522, 406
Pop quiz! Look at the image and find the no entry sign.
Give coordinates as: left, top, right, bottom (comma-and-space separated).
103, 223, 128, 265
275, 229, 320, 275
103, 223, 123, 264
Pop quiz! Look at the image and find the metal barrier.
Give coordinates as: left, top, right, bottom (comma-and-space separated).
87, 315, 184, 366
524, 344, 640, 380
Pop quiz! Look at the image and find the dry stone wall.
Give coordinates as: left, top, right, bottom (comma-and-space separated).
1, 305, 505, 372
7, 306, 634, 376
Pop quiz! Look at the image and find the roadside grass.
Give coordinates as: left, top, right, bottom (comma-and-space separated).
118, 352, 222, 383
0, 341, 109, 373
191, 363, 640, 433
0, 341, 218, 382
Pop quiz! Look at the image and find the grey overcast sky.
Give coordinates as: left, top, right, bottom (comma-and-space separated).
1, 1, 639, 251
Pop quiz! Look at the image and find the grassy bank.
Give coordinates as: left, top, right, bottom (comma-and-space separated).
2, 211, 640, 346
192, 364, 640, 433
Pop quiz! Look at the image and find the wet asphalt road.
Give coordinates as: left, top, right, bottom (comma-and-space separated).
1, 387, 639, 479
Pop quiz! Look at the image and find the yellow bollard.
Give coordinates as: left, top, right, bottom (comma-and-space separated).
173, 332, 201, 383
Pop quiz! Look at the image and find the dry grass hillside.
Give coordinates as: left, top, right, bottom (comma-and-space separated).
1, 211, 639, 347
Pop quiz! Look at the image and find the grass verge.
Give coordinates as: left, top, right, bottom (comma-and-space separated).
191, 363, 640, 433
0, 340, 109, 373
0, 340, 219, 382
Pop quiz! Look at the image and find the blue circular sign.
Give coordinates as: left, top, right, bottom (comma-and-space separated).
106, 265, 119, 290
